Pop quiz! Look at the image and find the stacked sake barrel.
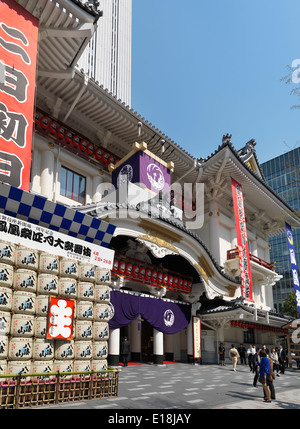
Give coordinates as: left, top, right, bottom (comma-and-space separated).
0, 240, 112, 381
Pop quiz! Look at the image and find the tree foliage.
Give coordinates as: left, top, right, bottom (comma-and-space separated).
281, 291, 299, 318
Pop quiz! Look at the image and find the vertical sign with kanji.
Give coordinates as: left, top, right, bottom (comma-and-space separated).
46, 297, 75, 340
231, 178, 253, 302
286, 223, 300, 315
192, 316, 202, 360
0, 0, 38, 190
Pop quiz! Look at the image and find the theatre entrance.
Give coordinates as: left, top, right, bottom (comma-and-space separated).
141, 320, 153, 362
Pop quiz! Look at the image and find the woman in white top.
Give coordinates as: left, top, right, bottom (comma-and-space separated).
270, 348, 280, 376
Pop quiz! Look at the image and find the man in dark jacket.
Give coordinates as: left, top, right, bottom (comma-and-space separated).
253, 347, 261, 387
278, 344, 286, 374
238, 344, 247, 365
121, 337, 130, 367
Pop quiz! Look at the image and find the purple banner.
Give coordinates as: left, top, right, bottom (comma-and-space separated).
112, 151, 171, 194
109, 290, 191, 334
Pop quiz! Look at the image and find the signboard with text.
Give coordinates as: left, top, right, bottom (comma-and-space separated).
231, 178, 253, 302
286, 223, 300, 315
46, 297, 75, 340
0, 213, 114, 270
192, 316, 202, 359
112, 150, 171, 195
0, 0, 38, 190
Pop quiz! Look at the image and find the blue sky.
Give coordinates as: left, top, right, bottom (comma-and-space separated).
131, 0, 300, 164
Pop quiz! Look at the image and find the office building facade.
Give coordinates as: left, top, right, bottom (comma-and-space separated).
261, 148, 300, 313
78, 0, 132, 106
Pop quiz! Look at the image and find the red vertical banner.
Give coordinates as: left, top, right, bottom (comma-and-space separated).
46, 297, 75, 341
0, 0, 38, 190
231, 178, 253, 302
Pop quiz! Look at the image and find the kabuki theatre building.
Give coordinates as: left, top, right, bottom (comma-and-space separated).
0, 0, 299, 377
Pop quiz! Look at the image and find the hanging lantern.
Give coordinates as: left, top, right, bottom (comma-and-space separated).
167, 275, 173, 286
118, 261, 126, 274
65, 131, 72, 144
112, 259, 119, 272
157, 272, 163, 284
173, 277, 179, 288
34, 111, 40, 126
145, 269, 152, 281
151, 271, 158, 283
40, 116, 49, 131
49, 121, 57, 135
138, 267, 146, 279
95, 148, 103, 160
178, 279, 183, 289
125, 263, 133, 276
80, 139, 88, 152
132, 265, 139, 277
72, 135, 80, 148
87, 143, 94, 156
186, 281, 192, 290
57, 126, 65, 140
101, 152, 110, 164
162, 273, 168, 285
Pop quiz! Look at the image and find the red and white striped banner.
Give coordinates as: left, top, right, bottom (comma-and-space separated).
231, 178, 253, 302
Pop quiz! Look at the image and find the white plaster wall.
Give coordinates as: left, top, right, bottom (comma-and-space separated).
219, 222, 232, 266
31, 136, 104, 207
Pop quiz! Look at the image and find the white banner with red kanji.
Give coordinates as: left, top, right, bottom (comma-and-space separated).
0, 213, 114, 270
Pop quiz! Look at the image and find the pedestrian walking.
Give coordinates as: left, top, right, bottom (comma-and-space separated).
219, 343, 226, 366
258, 350, 271, 402
120, 336, 130, 367
262, 344, 269, 355
229, 344, 239, 371
238, 343, 247, 364
253, 346, 261, 387
247, 344, 255, 372
278, 344, 286, 374
270, 347, 280, 377
267, 355, 276, 400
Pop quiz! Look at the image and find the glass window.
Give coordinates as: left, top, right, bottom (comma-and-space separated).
60, 166, 86, 204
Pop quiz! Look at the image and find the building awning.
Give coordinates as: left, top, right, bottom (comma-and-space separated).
197, 296, 292, 328
0, 182, 116, 248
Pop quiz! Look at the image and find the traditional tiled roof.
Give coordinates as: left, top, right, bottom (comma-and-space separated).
197, 295, 293, 325
71, 0, 102, 16
77, 200, 240, 285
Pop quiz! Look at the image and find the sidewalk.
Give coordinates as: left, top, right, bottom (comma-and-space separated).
214, 388, 300, 409
38, 363, 300, 410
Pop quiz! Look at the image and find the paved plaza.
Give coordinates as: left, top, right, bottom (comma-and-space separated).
39, 362, 300, 411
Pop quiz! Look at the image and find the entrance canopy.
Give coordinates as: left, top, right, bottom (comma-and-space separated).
109, 290, 191, 334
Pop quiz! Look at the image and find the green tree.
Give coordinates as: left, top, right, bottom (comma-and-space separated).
282, 291, 299, 318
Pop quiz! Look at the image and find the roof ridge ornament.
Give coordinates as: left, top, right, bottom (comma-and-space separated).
222, 133, 232, 145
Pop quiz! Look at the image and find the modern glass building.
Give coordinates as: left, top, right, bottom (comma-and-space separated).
261, 147, 300, 312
